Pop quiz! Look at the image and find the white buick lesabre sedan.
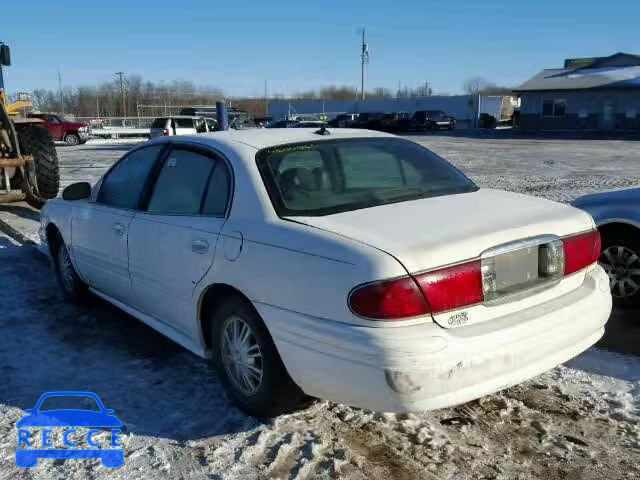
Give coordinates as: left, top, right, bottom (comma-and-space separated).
40, 128, 612, 417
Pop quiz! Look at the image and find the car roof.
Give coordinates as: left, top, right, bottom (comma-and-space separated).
176, 128, 395, 150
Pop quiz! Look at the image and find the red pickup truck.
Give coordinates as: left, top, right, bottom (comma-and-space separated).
27, 113, 89, 145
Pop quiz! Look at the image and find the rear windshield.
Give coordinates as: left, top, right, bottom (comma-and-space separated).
256, 138, 477, 216
151, 118, 168, 128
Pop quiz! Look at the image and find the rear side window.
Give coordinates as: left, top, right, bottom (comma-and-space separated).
147, 149, 214, 215
257, 138, 476, 216
97, 145, 163, 209
202, 163, 231, 216
151, 118, 168, 129
146, 148, 230, 216
175, 118, 196, 128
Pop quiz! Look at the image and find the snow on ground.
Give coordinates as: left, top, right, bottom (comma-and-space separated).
0, 133, 639, 479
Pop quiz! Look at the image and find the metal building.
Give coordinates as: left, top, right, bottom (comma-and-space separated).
514, 53, 640, 131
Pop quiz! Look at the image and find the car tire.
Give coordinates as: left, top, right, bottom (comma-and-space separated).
17, 125, 60, 206
599, 229, 640, 309
53, 234, 89, 303
64, 133, 80, 146
211, 295, 308, 418
448, 123, 455, 130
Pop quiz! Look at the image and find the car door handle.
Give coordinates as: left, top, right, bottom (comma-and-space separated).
113, 223, 125, 236
191, 239, 209, 254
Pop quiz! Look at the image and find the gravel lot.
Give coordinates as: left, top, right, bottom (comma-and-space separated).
0, 133, 639, 479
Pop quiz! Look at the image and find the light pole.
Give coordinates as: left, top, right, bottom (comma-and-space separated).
360, 28, 369, 101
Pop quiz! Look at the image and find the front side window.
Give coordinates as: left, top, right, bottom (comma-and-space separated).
146, 148, 230, 216
205, 118, 218, 131
97, 145, 163, 209
542, 99, 567, 117
257, 138, 477, 216
175, 118, 196, 128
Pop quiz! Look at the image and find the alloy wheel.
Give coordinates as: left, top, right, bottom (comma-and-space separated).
600, 245, 640, 298
220, 316, 264, 395
58, 243, 77, 293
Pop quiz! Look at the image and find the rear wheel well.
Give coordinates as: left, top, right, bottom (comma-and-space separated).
597, 222, 640, 244
45, 223, 62, 258
199, 284, 254, 351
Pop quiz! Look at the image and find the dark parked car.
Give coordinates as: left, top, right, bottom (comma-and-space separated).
352, 113, 371, 129
380, 112, 411, 132
353, 112, 385, 130
327, 113, 357, 128
265, 119, 325, 129
411, 110, 456, 131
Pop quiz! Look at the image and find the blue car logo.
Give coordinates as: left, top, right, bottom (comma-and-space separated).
16, 391, 123, 468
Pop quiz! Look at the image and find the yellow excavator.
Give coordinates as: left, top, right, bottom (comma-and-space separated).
0, 42, 59, 208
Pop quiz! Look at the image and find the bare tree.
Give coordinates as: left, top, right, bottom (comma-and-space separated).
462, 77, 513, 95
462, 77, 492, 95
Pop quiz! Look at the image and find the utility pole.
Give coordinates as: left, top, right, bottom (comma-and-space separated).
115, 71, 126, 117
264, 80, 268, 117
57, 66, 64, 113
360, 28, 369, 100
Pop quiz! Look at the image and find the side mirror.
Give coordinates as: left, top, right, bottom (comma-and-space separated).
62, 182, 91, 201
0, 44, 10, 66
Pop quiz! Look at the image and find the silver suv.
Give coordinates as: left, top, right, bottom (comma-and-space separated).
149, 116, 217, 138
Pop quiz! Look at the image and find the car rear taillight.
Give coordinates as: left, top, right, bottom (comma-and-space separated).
414, 260, 484, 314
349, 230, 600, 321
563, 230, 601, 276
162, 129, 170, 136
349, 276, 430, 320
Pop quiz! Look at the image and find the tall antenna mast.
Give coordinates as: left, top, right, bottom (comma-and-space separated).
115, 71, 126, 117
360, 28, 369, 100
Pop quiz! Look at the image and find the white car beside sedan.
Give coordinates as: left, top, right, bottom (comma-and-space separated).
40, 128, 612, 417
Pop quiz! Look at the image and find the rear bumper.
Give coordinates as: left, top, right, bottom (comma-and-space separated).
256, 265, 611, 412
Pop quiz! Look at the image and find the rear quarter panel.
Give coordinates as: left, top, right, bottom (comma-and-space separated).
195, 218, 409, 327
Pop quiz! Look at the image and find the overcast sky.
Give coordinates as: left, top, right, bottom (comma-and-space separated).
2, 0, 639, 97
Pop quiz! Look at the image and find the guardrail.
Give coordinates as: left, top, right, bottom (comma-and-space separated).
89, 126, 150, 139
71, 116, 152, 138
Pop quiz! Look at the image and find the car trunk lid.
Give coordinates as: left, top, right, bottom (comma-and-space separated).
290, 189, 597, 327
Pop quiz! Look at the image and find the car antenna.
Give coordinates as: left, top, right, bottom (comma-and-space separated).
314, 125, 330, 135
